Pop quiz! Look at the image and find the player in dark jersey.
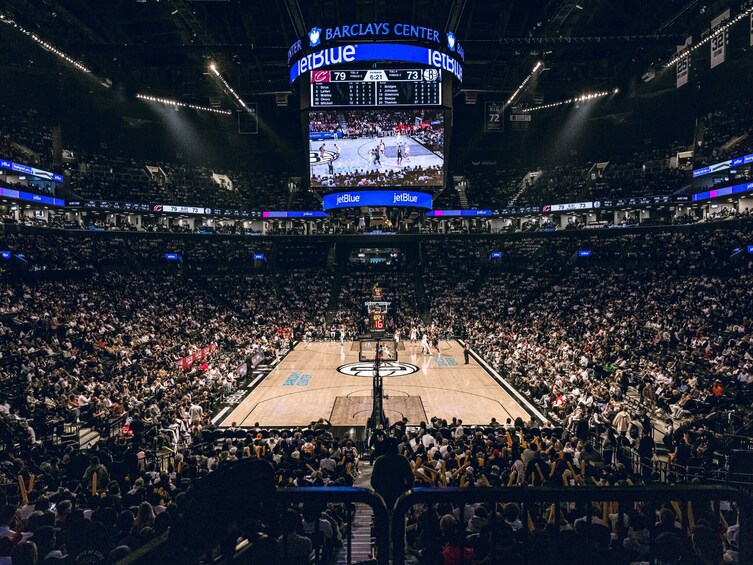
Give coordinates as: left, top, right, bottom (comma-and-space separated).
396, 144, 403, 166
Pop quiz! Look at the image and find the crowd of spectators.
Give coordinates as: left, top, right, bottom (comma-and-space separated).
0, 222, 751, 563
697, 98, 753, 166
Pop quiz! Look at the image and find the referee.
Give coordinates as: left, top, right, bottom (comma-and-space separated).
464, 342, 471, 364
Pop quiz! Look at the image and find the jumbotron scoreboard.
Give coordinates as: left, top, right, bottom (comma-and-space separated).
310, 68, 441, 107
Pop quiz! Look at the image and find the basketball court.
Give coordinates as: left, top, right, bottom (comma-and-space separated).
217, 340, 530, 428
311, 135, 442, 173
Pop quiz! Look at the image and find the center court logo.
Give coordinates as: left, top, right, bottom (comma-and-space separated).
310, 150, 337, 166
337, 362, 419, 378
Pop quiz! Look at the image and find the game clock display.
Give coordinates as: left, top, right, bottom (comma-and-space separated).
310, 68, 441, 107
370, 310, 386, 333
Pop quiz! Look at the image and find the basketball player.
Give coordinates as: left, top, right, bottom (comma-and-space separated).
334, 142, 341, 156
410, 326, 418, 346
403, 143, 410, 161
380, 342, 391, 360
339, 326, 345, 348
394, 328, 400, 345
373, 147, 381, 166
396, 143, 403, 166
378, 139, 385, 155
421, 333, 431, 356
319, 143, 326, 159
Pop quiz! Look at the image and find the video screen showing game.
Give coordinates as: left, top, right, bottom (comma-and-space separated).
308, 109, 444, 188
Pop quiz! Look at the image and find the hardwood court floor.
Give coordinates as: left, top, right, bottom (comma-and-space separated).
219, 340, 529, 428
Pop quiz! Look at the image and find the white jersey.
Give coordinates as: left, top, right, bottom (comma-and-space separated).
410, 328, 417, 341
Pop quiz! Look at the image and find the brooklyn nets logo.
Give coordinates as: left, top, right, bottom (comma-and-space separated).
310, 150, 338, 166
337, 362, 419, 378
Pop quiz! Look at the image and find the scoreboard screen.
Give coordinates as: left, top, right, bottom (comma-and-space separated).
310, 68, 441, 107
370, 310, 386, 333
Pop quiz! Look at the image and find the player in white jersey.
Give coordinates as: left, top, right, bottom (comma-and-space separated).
410, 327, 418, 343
403, 143, 410, 161
421, 333, 431, 355
394, 329, 400, 345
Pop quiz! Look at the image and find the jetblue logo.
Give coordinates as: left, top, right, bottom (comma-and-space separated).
393, 192, 418, 204
427, 49, 463, 81
297, 45, 357, 75
309, 27, 322, 47
337, 194, 360, 205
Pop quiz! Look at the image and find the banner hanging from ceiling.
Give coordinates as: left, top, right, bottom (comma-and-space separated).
676, 37, 691, 88
710, 9, 730, 68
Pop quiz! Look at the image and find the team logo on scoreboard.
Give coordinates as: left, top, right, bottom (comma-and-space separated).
310, 150, 338, 166
308, 27, 322, 47
311, 70, 330, 83
446, 32, 456, 51
337, 362, 419, 378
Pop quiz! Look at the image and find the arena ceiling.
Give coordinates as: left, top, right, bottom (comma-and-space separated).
0, 0, 738, 106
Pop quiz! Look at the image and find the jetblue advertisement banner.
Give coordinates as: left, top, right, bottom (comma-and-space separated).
425, 209, 492, 217
290, 43, 463, 84
1, 158, 64, 183
692, 181, 753, 202
309, 132, 343, 141
0, 187, 65, 207
322, 190, 432, 211
262, 211, 329, 218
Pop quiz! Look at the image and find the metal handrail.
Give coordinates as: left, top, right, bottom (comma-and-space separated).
392, 485, 752, 565
117, 486, 390, 565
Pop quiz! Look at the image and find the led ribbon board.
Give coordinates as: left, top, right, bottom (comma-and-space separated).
322, 190, 433, 211
0, 158, 64, 183
290, 43, 463, 84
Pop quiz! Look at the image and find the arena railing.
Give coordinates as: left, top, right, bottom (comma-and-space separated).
118, 485, 390, 565
392, 485, 752, 565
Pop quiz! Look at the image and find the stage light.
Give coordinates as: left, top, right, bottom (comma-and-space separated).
666, 6, 753, 67
522, 89, 613, 112
209, 62, 250, 112
505, 61, 543, 108
0, 13, 91, 73
136, 94, 232, 115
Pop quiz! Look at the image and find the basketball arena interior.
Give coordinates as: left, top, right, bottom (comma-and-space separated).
2, 1, 753, 563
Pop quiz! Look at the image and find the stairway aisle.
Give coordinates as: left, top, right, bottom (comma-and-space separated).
335, 465, 376, 564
